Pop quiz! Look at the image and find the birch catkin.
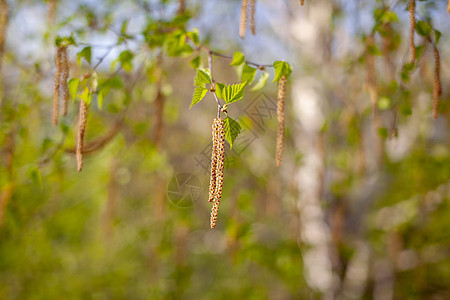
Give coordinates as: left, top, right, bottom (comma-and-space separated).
432, 46, 441, 120
209, 118, 225, 229
250, 0, 256, 35
300, 0, 304, 6
61, 46, 69, 116
408, 0, 416, 64
0, 0, 8, 72
276, 76, 286, 167
52, 47, 63, 125
239, 0, 248, 39
208, 119, 219, 203
77, 99, 88, 172
447, 0, 450, 13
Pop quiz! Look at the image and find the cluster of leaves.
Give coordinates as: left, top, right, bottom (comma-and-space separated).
190, 52, 291, 147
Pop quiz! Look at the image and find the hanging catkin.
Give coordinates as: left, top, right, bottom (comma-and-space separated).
250, 0, 256, 35
0, 0, 8, 72
208, 119, 219, 202
77, 99, 88, 172
447, 0, 450, 13
432, 45, 441, 120
52, 47, 63, 125
300, 0, 304, 6
408, 0, 416, 64
48, 0, 56, 25
209, 118, 225, 229
61, 46, 70, 116
239, 0, 248, 39
276, 76, 286, 167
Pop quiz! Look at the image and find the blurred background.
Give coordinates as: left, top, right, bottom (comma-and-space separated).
0, 0, 449, 299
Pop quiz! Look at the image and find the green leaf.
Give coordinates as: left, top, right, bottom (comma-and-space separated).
416, 20, 432, 37
224, 117, 241, 148
241, 64, 257, 85
77, 46, 91, 65
434, 30, 441, 44
194, 69, 211, 86
215, 82, 226, 100
118, 50, 134, 72
222, 82, 246, 104
68, 78, 79, 101
190, 87, 208, 108
190, 56, 201, 69
273, 61, 292, 82
55, 35, 76, 47
79, 87, 92, 105
97, 91, 104, 110
377, 127, 388, 139
230, 52, 245, 66
368, 44, 382, 55
377, 97, 391, 110
250, 71, 269, 91
187, 28, 200, 46
27, 166, 42, 189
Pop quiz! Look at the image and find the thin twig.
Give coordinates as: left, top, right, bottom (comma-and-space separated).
206, 50, 222, 118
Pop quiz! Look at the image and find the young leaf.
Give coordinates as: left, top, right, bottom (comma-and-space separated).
190, 87, 208, 108
97, 91, 104, 110
250, 71, 269, 91
27, 165, 43, 189
416, 20, 432, 37
224, 117, 241, 148
190, 56, 201, 69
230, 52, 245, 66
118, 50, 134, 72
215, 82, 226, 100
77, 46, 92, 65
68, 78, 79, 100
222, 82, 246, 104
434, 30, 441, 44
187, 28, 200, 46
79, 87, 92, 105
241, 63, 257, 85
273, 61, 292, 82
194, 69, 211, 86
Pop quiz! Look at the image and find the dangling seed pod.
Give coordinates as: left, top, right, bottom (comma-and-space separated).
52, 47, 63, 125
77, 99, 88, 172
61, 46, 70, 116
209, 118, 225, 229
239, 0, 248, 39
432, 45, 441, 120
250, 0, 256, 35
408, 0, 416, 64
276, 76, 286, 167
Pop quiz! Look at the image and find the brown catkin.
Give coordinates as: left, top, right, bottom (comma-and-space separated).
77, 99, 88, 172
0, 0, 8, 72
177, 0, 185, 15
214, 119, 225, 203
276, 76, 286, 167
209, 118, 225, 229
409, 0, 416, 64
208, 119, 219, 202
250, 0, 256, 35
48, 0, 56, 25
300, 0, 304, 6
239, 0, 248, 39
448, 0, 450, 13
432, 46, 441, 120
52, 47, 63, 125
61, 47, 69, 116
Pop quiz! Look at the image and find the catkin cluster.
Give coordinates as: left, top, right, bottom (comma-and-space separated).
239, 0, 256, 38
52, 46, 70, 125
276, 76, 286, 167
409, 0, 416, 64
209, 118, 225, 229
77, 99, 88, 172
